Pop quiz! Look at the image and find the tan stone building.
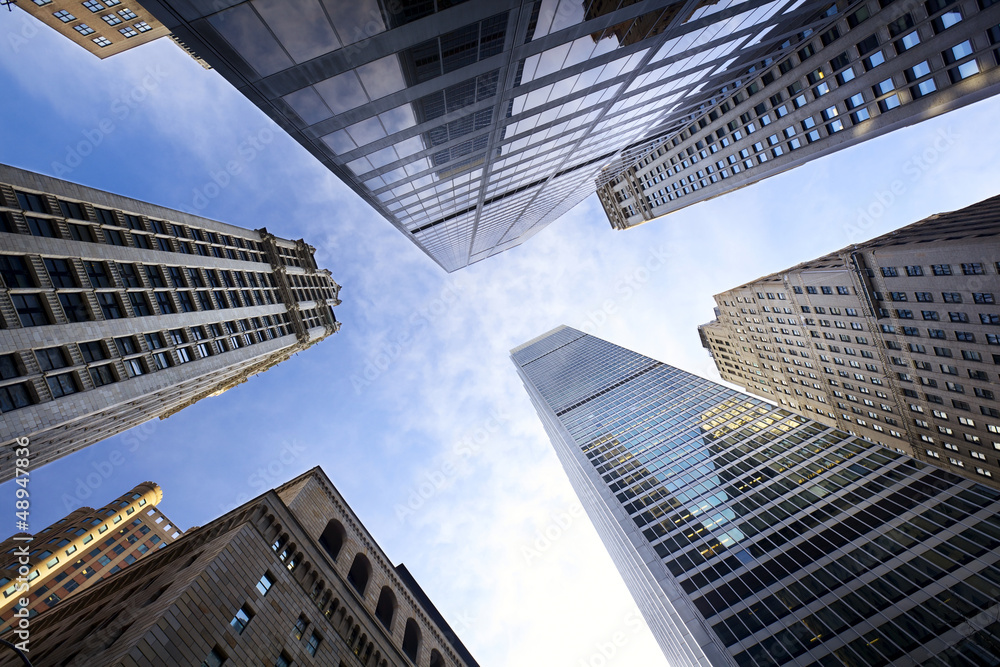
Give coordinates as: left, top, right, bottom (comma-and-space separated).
597, 0, 1000, 229
701, 194, 1000, 488
0, 481, 180, 633
0, 164, 341, 482
0, 467, 479, 667
11, 0, 169, 58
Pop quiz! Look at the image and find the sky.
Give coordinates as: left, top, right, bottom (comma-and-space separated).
1, 12, 1000, 667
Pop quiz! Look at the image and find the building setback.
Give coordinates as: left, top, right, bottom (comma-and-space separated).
512, 325, 1000, 666
0, 482, 181, 633
135, 0, 922, 272
0, 164, 340, 483
700, 194, 1000, 489
0, 467, 479, 667
596, 0, 1000, 229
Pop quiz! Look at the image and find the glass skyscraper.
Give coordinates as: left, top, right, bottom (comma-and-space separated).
512, 326, 1000, 666
142, 0, 871, 271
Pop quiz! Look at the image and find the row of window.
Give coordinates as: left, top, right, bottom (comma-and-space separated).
3, 190, 268, 261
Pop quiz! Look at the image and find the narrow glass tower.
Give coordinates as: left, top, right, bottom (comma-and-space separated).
512, 326, 1000, 666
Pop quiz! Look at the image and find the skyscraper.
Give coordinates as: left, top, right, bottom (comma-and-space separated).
512, 325, 1000, 666
596, 0, 1000, 229
0, 482, 181, 633
700, 194, 1000, 488
0, 164, 341, 482
0, 467, 479, 667
134, 0, 1000, 271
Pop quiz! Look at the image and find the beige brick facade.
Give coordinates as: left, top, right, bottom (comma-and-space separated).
701, 195, 1000, 489
0, 468, 479, 667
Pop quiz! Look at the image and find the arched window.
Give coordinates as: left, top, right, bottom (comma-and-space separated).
318, 520, 346, 561
347, 553, 371, 596
375, 587, 396, 630
429, 649, 446, 667
402, 619, 420, 663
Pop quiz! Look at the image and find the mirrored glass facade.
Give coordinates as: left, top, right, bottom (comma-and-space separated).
145, 0, 859, 271
512, 325, 1000, 666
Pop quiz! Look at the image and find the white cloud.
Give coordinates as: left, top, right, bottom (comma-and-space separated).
2, 21, 999, 667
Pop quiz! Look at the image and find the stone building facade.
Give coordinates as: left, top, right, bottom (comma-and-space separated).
597, 0, 1000, 228
700, 194, 1000, 488
0, 164, 340, 482
11, 0, 170, 58
0, 481, 181, 633
0, 468, 479, 667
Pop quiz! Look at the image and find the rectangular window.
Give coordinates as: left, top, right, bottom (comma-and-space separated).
59, 293, 90, 322
129, 293, 152, 317
47, 372, 78, 398
256, 572, 274, 596
80, 342, 106, 363
44, 258, 76, 288
85, 262, 112, 288
13, 294, 50, 327
230, 606, 253, 634
98, 293, 124, 320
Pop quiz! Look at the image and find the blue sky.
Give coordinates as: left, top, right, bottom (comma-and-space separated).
2, 13, 1000, 666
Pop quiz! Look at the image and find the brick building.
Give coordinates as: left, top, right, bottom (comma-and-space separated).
701, 194, 1000, 488
0, 468, 479, 667
0, 481, 181, 633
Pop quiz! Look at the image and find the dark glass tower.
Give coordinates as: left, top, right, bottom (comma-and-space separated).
142, 0, 1000, 270
512, 326, 1000, 666
137, 0, 872, 271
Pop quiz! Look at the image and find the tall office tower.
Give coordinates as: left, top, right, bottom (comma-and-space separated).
0, 164, 341, 483
597, 0, 1000, 229
0, 482, 181, 633
512, 325, 1000, 666
700, 194, 1000, 489
0, 467, 480, 667
132, 0, 958, 272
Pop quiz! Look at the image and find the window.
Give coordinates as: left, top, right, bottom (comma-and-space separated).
26, 216, 56, 238
97, 293, 124, 319
13, 294, 50, 327
1, 256, 35, 288
0, 383, 34, 412
402, 619, 420, 662
293, 615, 308, 640
44, 258, 76, 288
145, 266, 165, 288
932, 264, 952, 275
375, 587, 396, 630
74, 23, 95, 35
53, 9, 75, 21
47, 373, 78, 398
200, 647, 226, 667
59, 293, 90, 322
124, 357, 145, 377
15, 191, 47, 213
230, 606, 253, 634
69, 224, 93, 243
973, 292, 995, 304
85, 262, 112, 288
347, 554, 370, 595
90, 364, 116, 387
305, 632, 321, 656
154, 292, 175, 315
256, 572, 274, 596
128, 293, 152, 317
92, 36, 113, 48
